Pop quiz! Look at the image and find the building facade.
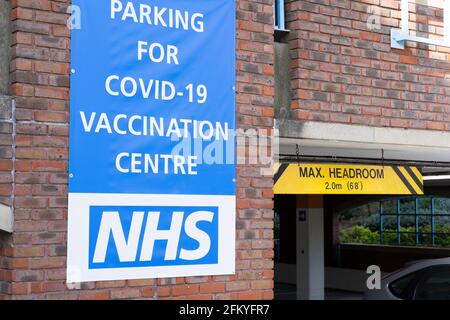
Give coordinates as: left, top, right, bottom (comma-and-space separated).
0, 0, 274, 299
274, 0, 450, 299
1, 0, 450, 299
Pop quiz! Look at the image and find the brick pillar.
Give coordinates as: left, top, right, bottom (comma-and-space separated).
6, 0, 70, 298
0, 92, 13, 297
0, 0, 13, 298
2, 0, 275, 299
235, 0, 275, 299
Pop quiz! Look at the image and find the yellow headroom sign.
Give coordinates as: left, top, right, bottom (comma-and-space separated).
274, 163, 423, 195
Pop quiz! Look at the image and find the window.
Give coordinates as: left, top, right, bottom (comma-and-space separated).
274, 0, 287, 31
389, 272, 418, 300
414, 266, 450, 300
339, 196, 450, 248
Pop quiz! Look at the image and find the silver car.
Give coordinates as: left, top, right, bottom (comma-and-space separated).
364, 257, 450, 300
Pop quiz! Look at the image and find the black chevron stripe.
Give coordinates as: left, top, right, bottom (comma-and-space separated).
391, 166, 417, 195
274, 163, 289, 184
404, 166, 424, 193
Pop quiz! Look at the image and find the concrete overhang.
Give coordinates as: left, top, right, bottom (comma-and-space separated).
278, 121, 450, 163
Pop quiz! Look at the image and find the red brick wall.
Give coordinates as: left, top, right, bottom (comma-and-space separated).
0, 0, 274, 299
286, 0, 450, 130
0, 95, 13, 296
0, 0, 13, 298
0, 233, 12, 297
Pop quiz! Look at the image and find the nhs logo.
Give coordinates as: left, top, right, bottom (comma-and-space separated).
89, 206, 218, 269
67, 194, 235, 283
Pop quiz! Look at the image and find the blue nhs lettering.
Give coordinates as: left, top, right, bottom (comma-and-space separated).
88, 206, 218, 269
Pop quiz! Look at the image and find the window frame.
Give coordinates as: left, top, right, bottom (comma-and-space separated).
380, 196, 450, 247
274, 0, 289, 32
388, 268, 425, 300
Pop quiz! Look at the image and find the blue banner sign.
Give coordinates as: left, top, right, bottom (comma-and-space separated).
67, 0, 236, 283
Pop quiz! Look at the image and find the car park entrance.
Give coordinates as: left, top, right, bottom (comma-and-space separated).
273, 155, 450, 300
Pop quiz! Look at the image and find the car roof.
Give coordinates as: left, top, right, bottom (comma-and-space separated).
401, 257, 450, 273
385, 257, 450, 281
